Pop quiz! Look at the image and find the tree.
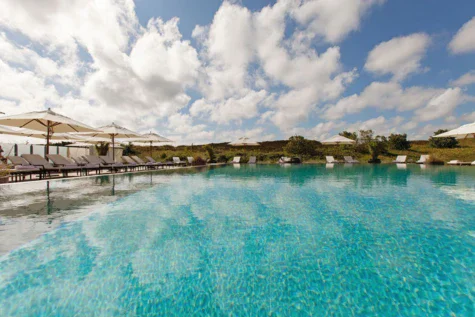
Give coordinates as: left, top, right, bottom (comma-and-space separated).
388, 133, 411, 150
95, 142, 110, 156
358, 130, 387, 163
429, 129, 458, 148
339, 131, 358, 140
283, 135, 316, 160
122, 142, 138, 156
204, 145, 216, 162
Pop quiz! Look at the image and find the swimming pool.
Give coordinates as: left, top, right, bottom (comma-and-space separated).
0, 164, 474, 316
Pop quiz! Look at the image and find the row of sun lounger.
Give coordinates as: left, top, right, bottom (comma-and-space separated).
4, 154, 184, 182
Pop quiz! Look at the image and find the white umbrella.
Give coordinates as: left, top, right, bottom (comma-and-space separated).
321, 135, 356, 145
0, 125, 32, 137
129, 132, 173, 156
0, 108, 97, 155
81, 122, 140, 161
433, 122, 475, 139
229, 137, 260, 146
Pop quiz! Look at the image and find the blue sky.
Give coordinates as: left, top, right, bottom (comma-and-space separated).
0, 0, 474, 144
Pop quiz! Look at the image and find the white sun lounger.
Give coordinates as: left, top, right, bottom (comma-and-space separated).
416, 155, 429, 164
447, 160, 471, 166
326, 156, 341, 163
344, 156, 359, 163
231, 156, 241, 163
392, 155, 407, 163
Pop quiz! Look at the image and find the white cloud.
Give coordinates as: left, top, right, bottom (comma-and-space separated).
451, 70, 475, 87
449, 17, 475, 54
292, 0, 385, 43
323, 81, 444, 120
415, 87, 464, 122
365, 33, 431, 81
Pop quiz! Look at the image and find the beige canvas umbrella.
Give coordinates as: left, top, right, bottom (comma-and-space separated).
129, 132, 173, 157
0, 108, 97, 155
0, 125, 33, 137
229, 137, 260, 146
433, 122, 475, 139
321, 135, 356, 145
81, 122, 140, 161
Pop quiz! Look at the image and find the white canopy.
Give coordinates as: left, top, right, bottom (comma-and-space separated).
0, 125, 31, 136
321, 135, 356, 145
0, 108, 97, 155
128, 132, 173, 156
229, 137, 260, 146
433, 122, 475, 139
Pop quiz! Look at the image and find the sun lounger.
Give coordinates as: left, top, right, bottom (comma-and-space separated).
100, 156, 129, 171
122, 156, 146, 170
84, 155, 124, 172
248, 156, 257, 164
131, 155, 162, 169
231, 157, 241, 164
7, 156, 36, 167
47, 154, 100, 175
392, 155, 407, 163
2, 161, 41, 182
344, 156, 359, 163
326, 156, 341, 163
146, 156, 173, 168
472, 161, 475, 166
173, 157, 187, 166
187, 157, 194, 165
447, 160, 471, 166
416, 155, 429, 164
22, 154, 79, 178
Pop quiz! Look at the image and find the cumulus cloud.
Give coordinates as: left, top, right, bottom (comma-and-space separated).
292, 0, 385, 43
415, 87, 464, 122
451, 70, 475, 87
365, 33, 431, 81
449, 17, 475, 54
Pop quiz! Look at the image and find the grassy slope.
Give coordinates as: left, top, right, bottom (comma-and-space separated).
134, 139, 475, 164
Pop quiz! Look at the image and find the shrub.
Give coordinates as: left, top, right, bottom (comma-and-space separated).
358, 130, 387, 163
192, 156, 206, 166
283, 135, 316, 160
429, 129, 458, 148
95, 142, 110, 156
122, 142, 138, 156
427, 155, 444, 165
161, 153, 167, 159
204, 145, 216, 162
388, 133, 411, 150
217, 154, 228, 163
0, 164, 11, 178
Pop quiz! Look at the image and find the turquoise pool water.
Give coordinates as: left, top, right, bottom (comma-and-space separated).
0, 164, 474, 316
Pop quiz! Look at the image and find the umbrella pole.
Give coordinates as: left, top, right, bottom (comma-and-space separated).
150, 141, 152, 157
45, 120, 51, 157
112, 134, 115, 162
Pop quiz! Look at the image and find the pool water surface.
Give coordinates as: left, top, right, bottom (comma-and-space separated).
0, 164, 474, 316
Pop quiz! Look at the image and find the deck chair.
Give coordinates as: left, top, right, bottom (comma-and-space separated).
248, 156, 257, 164
172, 157, 187, 166
3, 161, 41, 182
472, 161, 475, 166
122, 156, 144, 170
447, 160, 471, 166
146, 156, 173, 168
187, 157, 194, 165
131, 155, 162, 169
344, 156, 359, 163
416, 155, 429, 164
22, 154, 79, 178
231, 157, 241, 163
8, 156, 37, 168
326, 156, 341, 163
84, 155, 122, 172
392, 155, 407, 163
47, 154, 100, 175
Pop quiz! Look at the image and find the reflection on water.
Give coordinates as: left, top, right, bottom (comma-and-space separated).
0, 164, 474, 316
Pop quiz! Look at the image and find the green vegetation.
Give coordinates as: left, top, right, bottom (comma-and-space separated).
0, 164, 11, 178
283, 135, 317, 160
132, 131, 475, 165
339, 131, 358, 140
429, 129, 459, 148
388, 133, 411, 150
95, 142, 110, 156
